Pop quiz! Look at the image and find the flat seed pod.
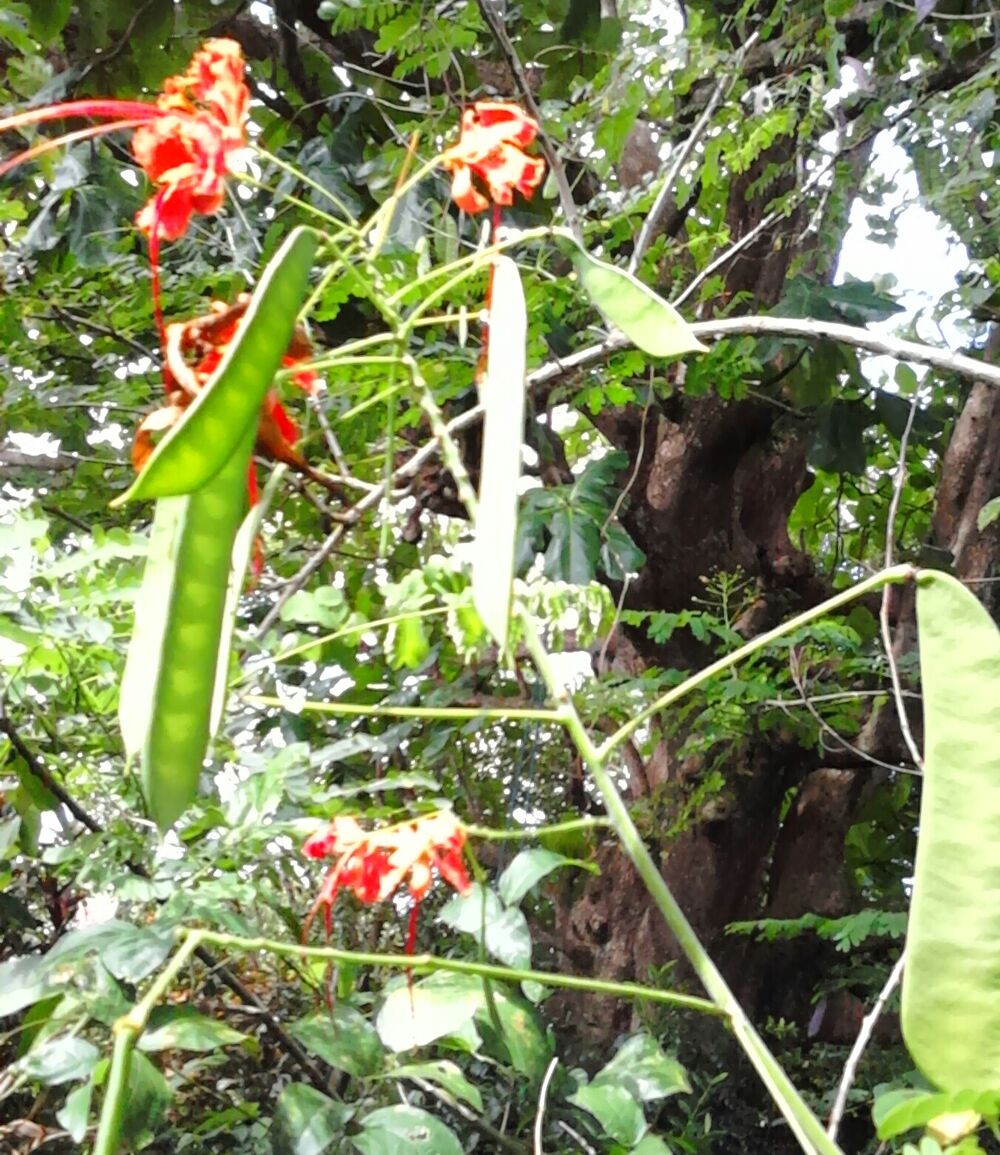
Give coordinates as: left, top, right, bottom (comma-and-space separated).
903, 569, 1000, 1090
472, 256, 526, 650
112, 226, 317, 504
119, 428, 255, 831
565, 240, 707, 359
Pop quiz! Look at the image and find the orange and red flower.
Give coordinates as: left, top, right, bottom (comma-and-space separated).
0, 39, 249, 333
441, 101, 545, 214
133, 295, 317, 508
302, 811, 472, 943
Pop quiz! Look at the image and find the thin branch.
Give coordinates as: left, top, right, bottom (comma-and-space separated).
690, 316, 1000, 389
534, 1057, 559, 1155
827, 951, 905, 1140
0, 714, 103, 834
475, 0, 582, 239
409, 1076, 527, 1155
879, 398, 925, 770
629, 32, 758, 274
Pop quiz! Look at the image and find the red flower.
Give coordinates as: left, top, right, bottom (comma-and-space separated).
441, 102, 545, 213
0, 39, 249, 333
133, 295, 316, 490
303, 812, 473, 940
132, 39, 248, 244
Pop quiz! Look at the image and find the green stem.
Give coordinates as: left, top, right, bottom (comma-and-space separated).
601, 564, 917, 756
91, 931, 205, 1155
240, 694, 567, 724
467, 815, 611, 841
379, 350, 401, 558
404, 355, 480, 516
519, 614, 847, 1155
254, 147, 361, 227
184, 929, 721, 1017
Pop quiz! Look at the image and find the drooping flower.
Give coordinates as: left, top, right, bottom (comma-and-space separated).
133, 294, 318, 500
302, 811, 473, 944
0, 39, 249, 332
440, 101, 545, 214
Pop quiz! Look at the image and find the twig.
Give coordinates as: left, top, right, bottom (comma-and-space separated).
689, 316, 1000, 389
0, 714, 103, 833
409, 1076, 527, 1155
534, 1056, 559, 1155
786, 650, 919, 776
827, 951, 905, 1140
475, 0, 582, 240
629, 32, 759, 274
0, 713, 328, 1091
879, 397, 925, 770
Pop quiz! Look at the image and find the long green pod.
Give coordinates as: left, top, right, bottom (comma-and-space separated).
561, 238, 707, 359
120, 428, 255, 831
902, 570, 1000, 1090
112, 226, 317, 505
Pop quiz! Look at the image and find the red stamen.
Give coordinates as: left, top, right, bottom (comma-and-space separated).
0, 100, 158, 134
0, 118, 150, 179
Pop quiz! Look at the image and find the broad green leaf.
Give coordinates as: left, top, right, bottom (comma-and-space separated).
45, 920, 173, 983
632, 1136, 674, 1155
272, 1083, 352, 1155
279, 587, 349, 628
566, 240, 707, 358
289, 1006, 384, 1077
977, 496, 1000, 532
0, 954, 59, 1017
56, 1078, 93, 1143
386, 1060, 483, 1112
903, 571, 1000, 1090
376, 973, 484, 1052
120, 1052, 172, 1149
497, 847, 596, 907
113, 227, 318, 503
17, 1036, 98, 1085
354, 1105, 463, 1155
876, 1089, 1000, 1141
139, 1007, 249, 1053
594, 1033, 691, 1102
569, 1082, 647, 1146
472, 255, 527, 650
438, 883, 532, 967
482, 991, 551, 1082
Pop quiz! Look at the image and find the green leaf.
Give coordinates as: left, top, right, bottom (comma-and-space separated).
593, 1034, 691, 1102
0, 954, 57, 1017
437, 883, 532, 967
569, 1082, 647, 1146
139, 1007, 249, 1053
566, 241, 707, 358
113, 226, 318, 503
386, 1060, 483, 1112
46, 920, 173, 983
482, 991, 551, 1082
632, 1136, 674, 1155
280, 587, 349, 628
903, 571, 1000, 1090
977, 496, 1000, 532
120, 1052, 172, 1149
56, 1078, 94, 1143
497, 847, 595, 907
18, 1036, 98, 1085
472, 256, 527, 650
354, 1105, 463, 1155
386, 614, 431, 670
376, 973, 484, 1052
875, 1088, 1000, 1140
272, 1083, 351, 1155
289, 1006, 384, 1076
